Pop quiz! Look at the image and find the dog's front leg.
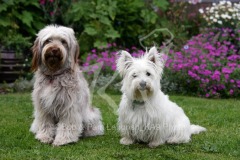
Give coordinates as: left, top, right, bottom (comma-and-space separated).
31, 111, 55, 144
53, 113, 83, 146
119, 123, 135, 145
120, 137, 134, 145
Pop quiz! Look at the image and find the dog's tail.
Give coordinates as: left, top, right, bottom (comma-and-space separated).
190, 124, 206, 135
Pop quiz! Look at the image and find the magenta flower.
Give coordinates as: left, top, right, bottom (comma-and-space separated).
165, 28, 240, 98
205, 93, 210, 98
222, 68, 233, 74
39, 0, 45, 5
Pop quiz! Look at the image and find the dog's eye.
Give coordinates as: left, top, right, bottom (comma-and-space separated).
61, 39, 68, 48
132, 74, 137, 78
146, 72, 151, 76
61, 39, 67, 44
44, 39, 52, 45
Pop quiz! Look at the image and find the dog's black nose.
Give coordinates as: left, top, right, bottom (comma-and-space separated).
140, 81, 146, 88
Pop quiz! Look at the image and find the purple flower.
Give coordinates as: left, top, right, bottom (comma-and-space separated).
82, 28, 240, 98
39, 0, 45, 5
193, 65, 199, 70
205, 93, 210, 98
222, 68, 233, 74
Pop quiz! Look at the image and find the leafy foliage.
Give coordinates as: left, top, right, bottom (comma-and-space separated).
39, 0, 72, 24
63, 0, 170, 52
0, 0, 44, 52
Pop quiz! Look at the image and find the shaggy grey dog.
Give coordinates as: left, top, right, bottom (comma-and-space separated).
30, 25, 104, 146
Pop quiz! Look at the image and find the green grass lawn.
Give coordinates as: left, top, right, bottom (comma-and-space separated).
0, 93, 239, 160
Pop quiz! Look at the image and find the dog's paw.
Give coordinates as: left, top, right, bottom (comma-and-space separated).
52, 136, 78, 146
120, 137, 134, 145
148, 141, 164, 148
36, 133, 54, 144
167, 137, 190, 144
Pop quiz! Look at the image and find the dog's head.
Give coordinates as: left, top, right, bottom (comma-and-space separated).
117, 47, 164, 100
31, 25, 79, 73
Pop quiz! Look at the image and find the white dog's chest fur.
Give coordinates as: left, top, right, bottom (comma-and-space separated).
121, 104, 161, 142
118, 92, 191, 143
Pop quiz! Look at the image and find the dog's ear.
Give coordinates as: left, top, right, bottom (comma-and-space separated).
116, 50, 133, 77
146, 46, 159, 64
75, 40, 80, 63
146, 46, 164, 74
31, 38, 40, 72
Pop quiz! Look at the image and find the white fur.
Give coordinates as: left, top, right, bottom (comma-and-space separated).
30, 25, 104, 146
116, 47, 206, 148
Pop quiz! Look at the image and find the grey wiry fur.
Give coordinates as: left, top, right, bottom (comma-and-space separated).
30, 25, 104, 146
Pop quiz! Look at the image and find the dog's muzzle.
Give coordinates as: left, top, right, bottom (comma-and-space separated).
44, 47, 63, 70
139, 80, 147, 90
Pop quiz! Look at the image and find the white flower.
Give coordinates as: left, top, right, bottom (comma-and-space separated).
213, 18, 217, 22
221, 14, 227, 19
199, 8, 204, 14
220, 1, 226, 5
220, 6, 226, 9
227, 15, 232, 19
217, 20, 222, 24
228, 8, 234, 12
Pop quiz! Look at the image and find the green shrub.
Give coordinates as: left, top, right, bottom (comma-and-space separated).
64, 0, 170, 53
0, 0, 45, 53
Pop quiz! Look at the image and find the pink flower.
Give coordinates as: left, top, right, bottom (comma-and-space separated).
193, 65, 199, 70
50, 11, 54, 16
222, 68, 233, 74
39, 0, 45, 5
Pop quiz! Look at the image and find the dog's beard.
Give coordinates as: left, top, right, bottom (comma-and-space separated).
132, 85, 153, 101
42, 44, 66, 72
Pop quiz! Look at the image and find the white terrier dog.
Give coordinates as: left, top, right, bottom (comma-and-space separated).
116, 47, 206, 148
